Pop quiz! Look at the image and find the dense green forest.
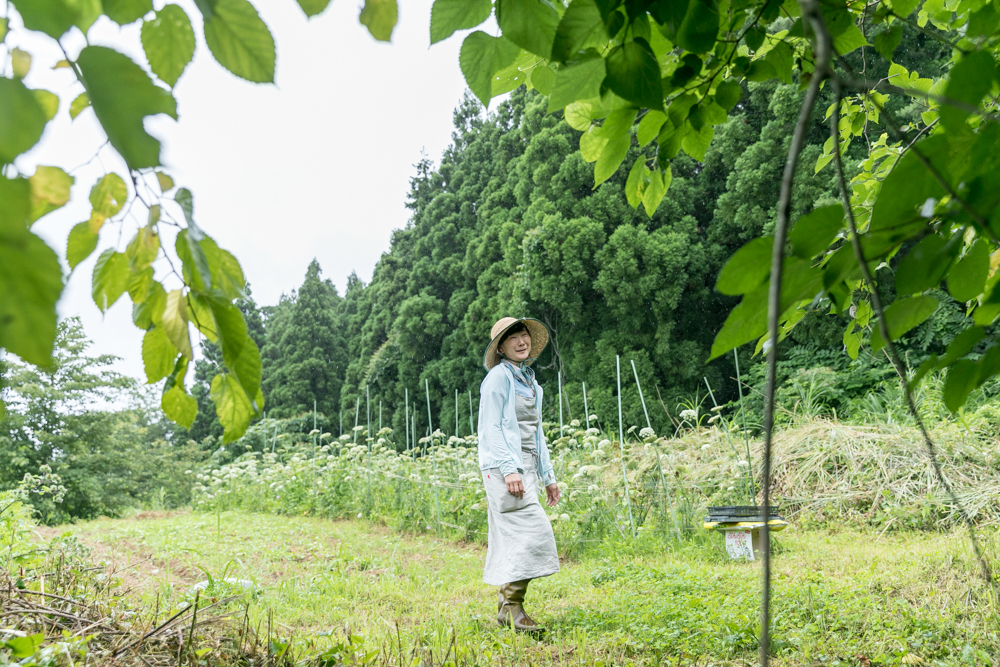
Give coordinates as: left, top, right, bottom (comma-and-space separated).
183, 25, 967, 443
2, 27, 993, 520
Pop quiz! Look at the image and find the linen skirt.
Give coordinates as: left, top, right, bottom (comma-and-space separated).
481, 448, 560, 586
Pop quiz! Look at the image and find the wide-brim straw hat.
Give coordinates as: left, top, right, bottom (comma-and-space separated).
483, 317, 549, 371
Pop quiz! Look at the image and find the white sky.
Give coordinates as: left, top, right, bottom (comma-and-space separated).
7, 0, 481, 382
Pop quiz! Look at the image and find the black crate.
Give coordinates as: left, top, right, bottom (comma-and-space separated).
707, 505, 782, 522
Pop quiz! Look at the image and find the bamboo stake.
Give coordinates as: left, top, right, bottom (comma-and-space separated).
455, 388, 459, 437
353, 397, 360, 444
558, 371, 563, 439
616, 355, 636, 538
405, 388, 410, 453
366, 385, 371, 451
631, 359, 681, 543
704, 377, 755, 503
734, 350, 756, 495
583, 382, 590, 432
425, 378, 441, 537
468, 390, 475, 435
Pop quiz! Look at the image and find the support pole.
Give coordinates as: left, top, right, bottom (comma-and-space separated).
468, 390, 475, 435
616, 355, 636, 538
583, 382, 590, 431
455, 388, 459, 437
353, 397, 360, 444
632, 359, 681, 543
425, 378, 441, 537
379, 401, 382, 433
405, 388, 410, 453
366, 385, 371, 451
558, 371, 563, 439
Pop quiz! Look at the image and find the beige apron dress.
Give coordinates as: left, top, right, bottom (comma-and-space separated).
481, 392, 560, 586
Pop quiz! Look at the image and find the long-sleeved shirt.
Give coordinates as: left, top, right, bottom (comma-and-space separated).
477, 362, 556, 486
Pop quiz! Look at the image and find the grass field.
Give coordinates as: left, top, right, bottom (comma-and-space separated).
37, 510, 999, 666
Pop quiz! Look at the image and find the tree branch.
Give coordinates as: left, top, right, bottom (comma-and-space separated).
760, 0, 832, 663
830, 78, 996, 595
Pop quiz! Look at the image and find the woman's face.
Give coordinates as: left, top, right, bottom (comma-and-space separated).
499, 330, 532, 363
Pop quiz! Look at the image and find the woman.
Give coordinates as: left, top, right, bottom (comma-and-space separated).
478, 317, 561, 632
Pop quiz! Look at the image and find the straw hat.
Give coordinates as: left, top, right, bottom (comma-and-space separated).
482, 317, 549, 371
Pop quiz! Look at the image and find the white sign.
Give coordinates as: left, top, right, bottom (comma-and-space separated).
725, 530, 754, 561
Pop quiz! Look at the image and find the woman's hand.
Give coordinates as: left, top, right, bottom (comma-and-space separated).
504, 473, 524, 498
545, 483, 561, 507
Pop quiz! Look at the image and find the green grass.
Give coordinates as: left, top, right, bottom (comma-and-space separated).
42, 510, 1000, 666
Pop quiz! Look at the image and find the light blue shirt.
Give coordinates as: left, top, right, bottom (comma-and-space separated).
477, 363, 556, 485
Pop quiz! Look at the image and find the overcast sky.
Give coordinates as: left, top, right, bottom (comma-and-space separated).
8, 0, 481, 382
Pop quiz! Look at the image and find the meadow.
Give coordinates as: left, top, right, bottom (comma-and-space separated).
5, 413, 1000, 666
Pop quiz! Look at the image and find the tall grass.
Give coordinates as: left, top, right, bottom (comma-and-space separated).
193, 413, 1000, 552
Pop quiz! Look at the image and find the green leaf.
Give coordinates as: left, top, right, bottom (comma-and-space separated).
870, 135, 948, 232
872, 24, 902, 60
968, 3, 1000, 37
141, 5, 196, 87
938, 326, 985, 368
941, 51, 996, 133
894, 234, 957, 296
714, 80, 741, 110
211, 372, 254, 442
641, 166, 670, 216
0, 78, 49, 164
870, 295, 938, 351
459, 31, 521, 106
676, 0, 719, 54
142, 325, 178, 383
162, 358, 197, 427
77, 46, 178, 171
0, 176, 31, 239
89, 173, 128, 218
126, 224, 160, 271
360, 0, 398, 41
91, 249, 129, 312
163, 288, 193, 359
67, 221, 99, 269
624, 157, 646, 208
943, 359, 979, 412
102, 0, 152, 24
12, 49, 31, 79
636, 110, 666, 146
604, 38, 663, 110
547, 54, 605, 111
890, 0, 920, 18
210, 298, 261, 404
789, 205, 843, 258
843, 321, 862, 360
157, 172, 175, 192
70, 92, 91, 119
593, 134, 629, 186
430, 0, 492, 45
716, 236, 772, 295
197, 0, 276, 83
710, 258, 822, 360
0, 229, 63, 366
745, 59, 776, 82
9, 0, 78, 38
681, 123, 713, 161
295, 0, 332, 17
552, 0, 606, 62
948, 240, 990, 302
5, 634, 43, 660
832, 25, 867, 55
497, 0, 560, 58
30, 91, 58, 120
28, 166, 73, 223
0, 18, 7, 40
491, 50, 536, 97
128, 266, 155, 302
528, 65, 555, 95
133, 281, 167, 329
764, 41, 793, 84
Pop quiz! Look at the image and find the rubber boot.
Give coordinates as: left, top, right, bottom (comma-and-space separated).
497, 579, 543, 632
